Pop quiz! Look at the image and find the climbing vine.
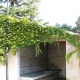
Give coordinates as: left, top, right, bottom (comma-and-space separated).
0, 14, 80, 64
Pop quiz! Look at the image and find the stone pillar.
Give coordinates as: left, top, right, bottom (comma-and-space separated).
8, 49, 20, 80
0, 48, 20, 80
0, 64, 6, 80
66, 42, 80, 80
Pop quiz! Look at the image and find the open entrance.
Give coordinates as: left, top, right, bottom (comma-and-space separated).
20, 41, 66, 80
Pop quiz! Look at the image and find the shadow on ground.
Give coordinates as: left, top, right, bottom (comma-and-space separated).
55, 77, 66, 80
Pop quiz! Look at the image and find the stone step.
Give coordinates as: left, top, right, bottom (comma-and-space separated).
36, 73, 59, 80
20, 69, 61, 80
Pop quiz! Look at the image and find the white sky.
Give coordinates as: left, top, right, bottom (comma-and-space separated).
39, 0, 80, 27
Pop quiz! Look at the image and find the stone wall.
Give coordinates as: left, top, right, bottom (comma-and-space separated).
66, 42, 80, 80
0, 41, 80, 80
0, 64, 6, 80
48, 42, 66, 77
20, 43, 48, 75
0, 49, 20, 80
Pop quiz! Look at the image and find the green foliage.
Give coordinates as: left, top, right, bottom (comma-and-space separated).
60, 24, 72, 31
72, 16, 80, 33
55, 23, 72, 31
0, 0, 40, 20
66, 49, 78, 62
0, 14, 80, 64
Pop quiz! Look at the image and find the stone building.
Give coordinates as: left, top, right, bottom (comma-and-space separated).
0, 31, 80, 80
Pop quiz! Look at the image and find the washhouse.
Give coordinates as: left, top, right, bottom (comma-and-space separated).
0, 32, 80, 80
